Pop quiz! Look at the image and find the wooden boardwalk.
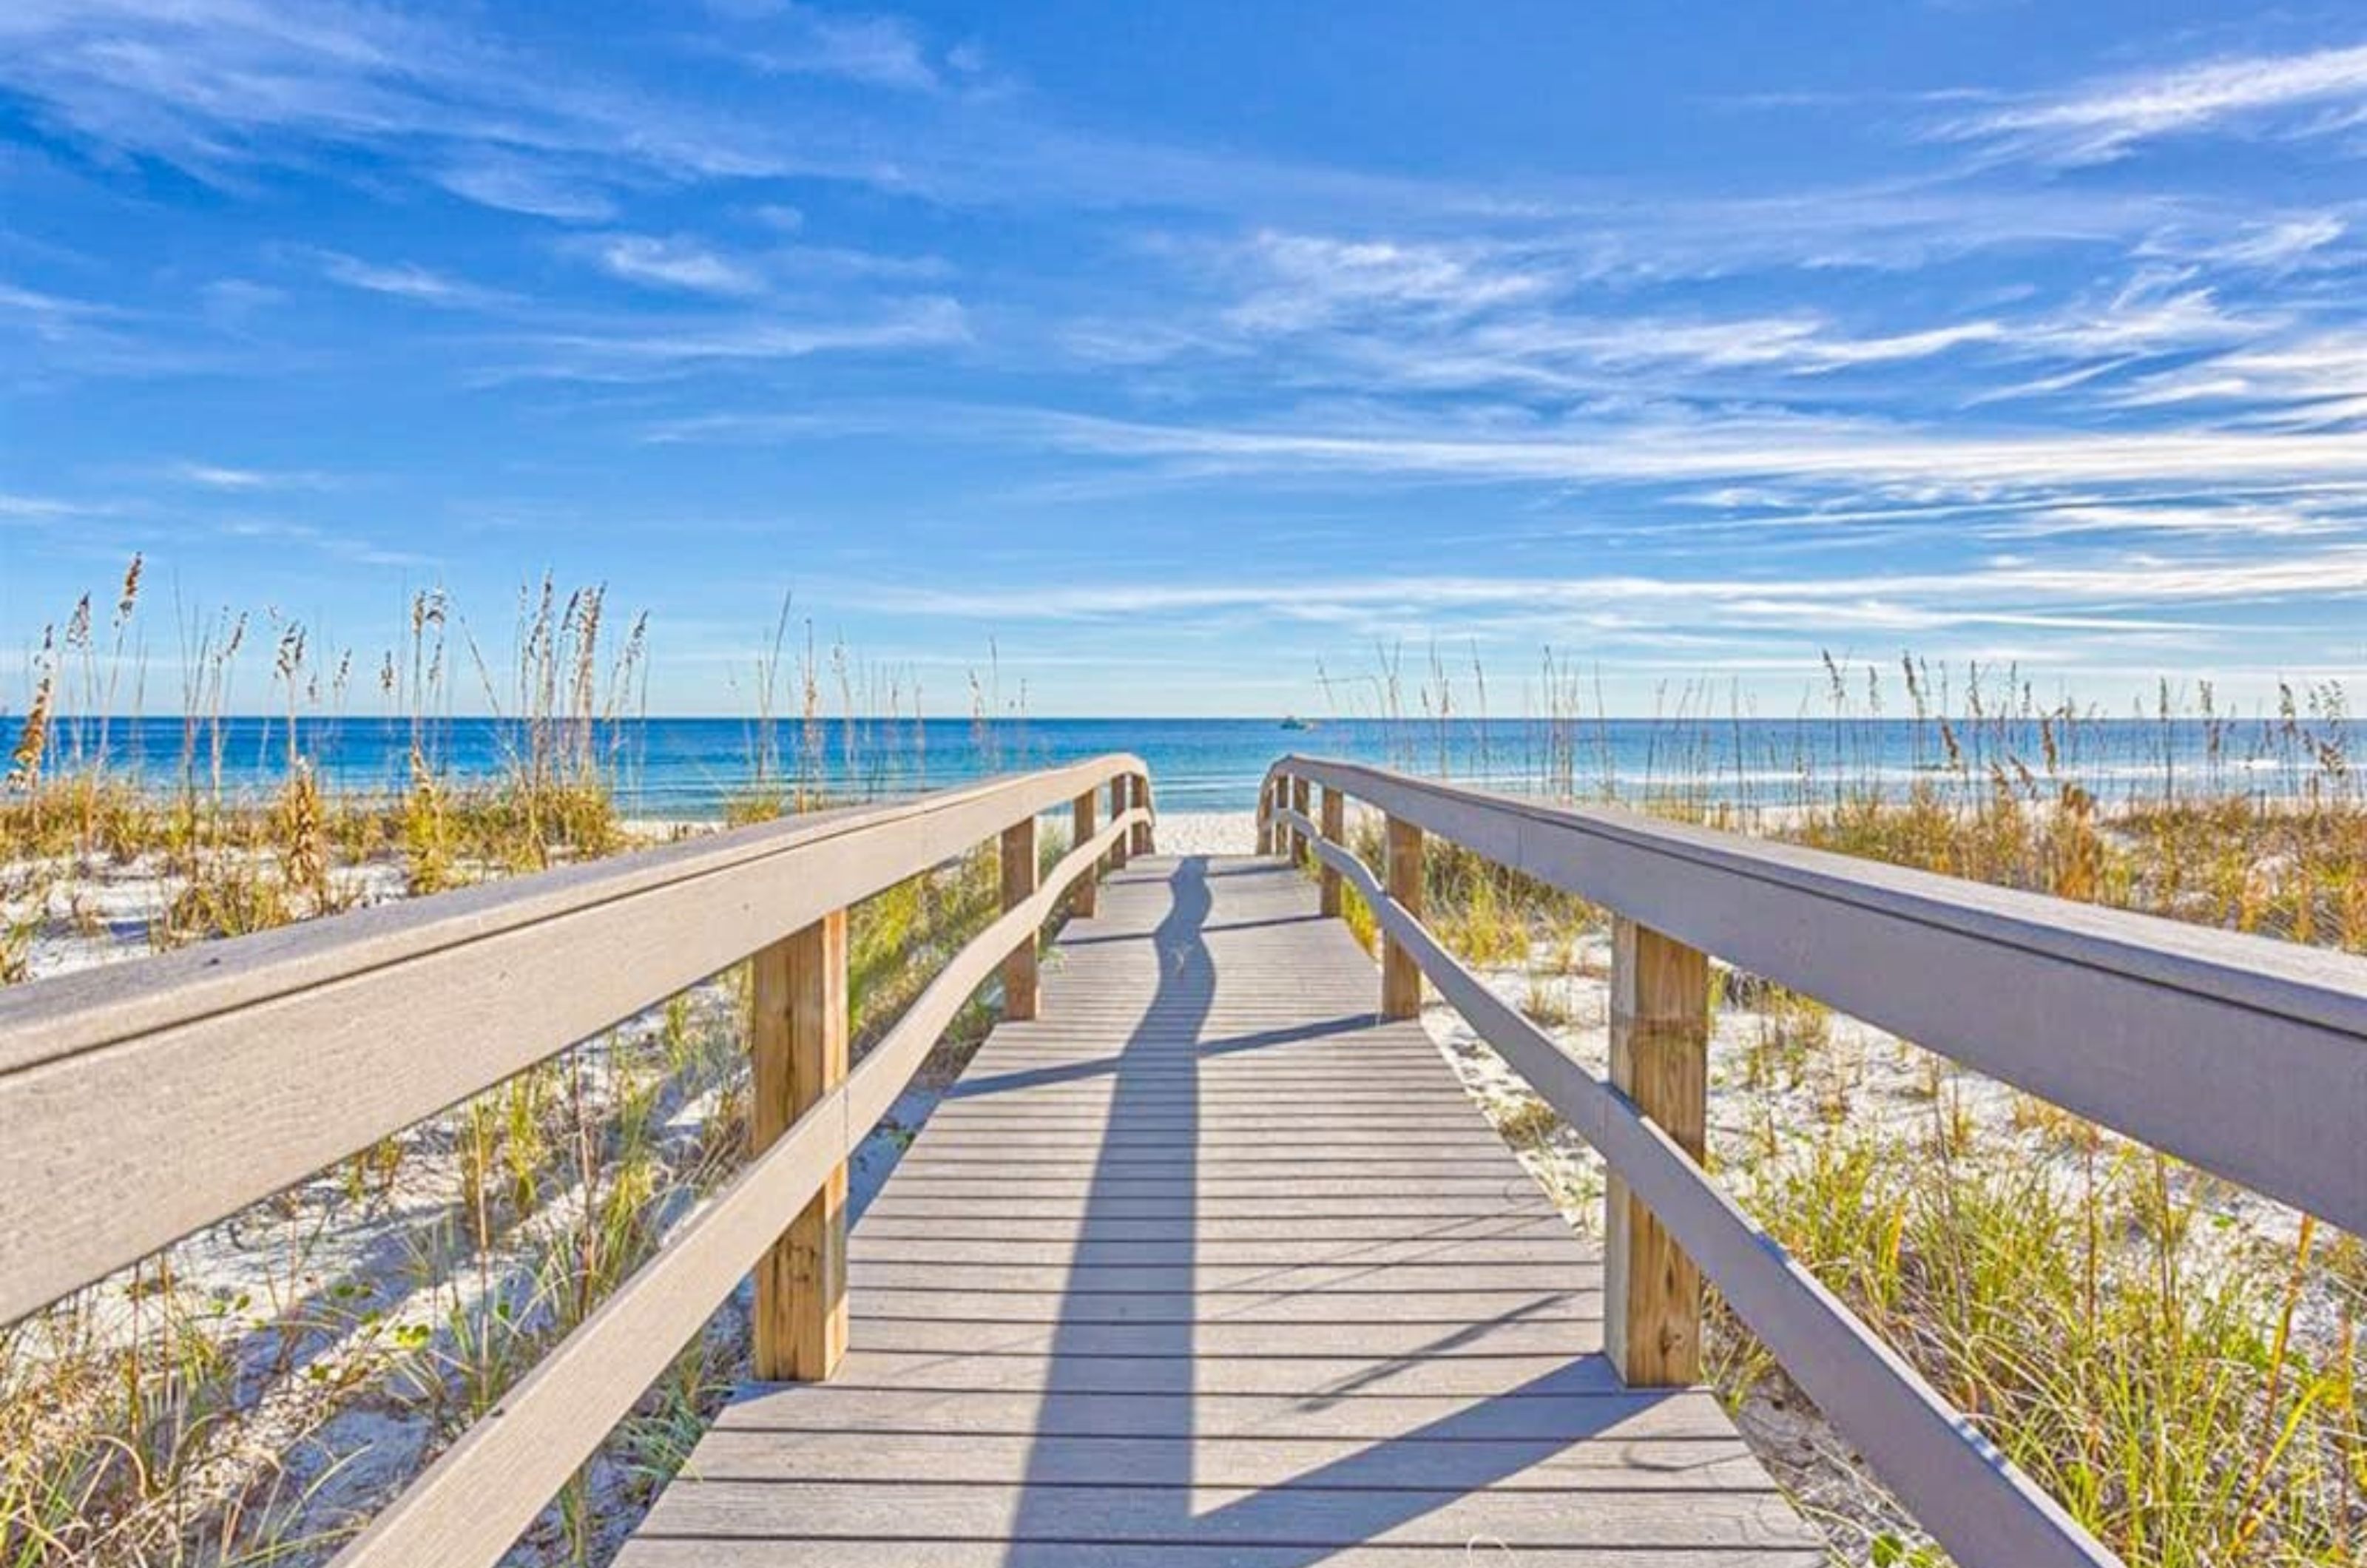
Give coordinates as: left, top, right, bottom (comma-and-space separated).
620, 853, 1818, 1565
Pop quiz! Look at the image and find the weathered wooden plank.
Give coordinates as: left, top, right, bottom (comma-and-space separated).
848, 1260, 1598, 1293
847, 1239, 1591, 1272
865, 1177, 1547, 1200
796, 1349, 1621, 1397
850, 1211, 1576, 1240
885, 1153, 1550, 1176
999, 814, 1039, 1021
1382, 813, 1423, 1017
905, 1126, 1522, 1149
618, 1544, 1824, 1568
1606, 914, 1709, 1386
669, 1429, 1769, 1488
1070, 790, 1098, 918
1130, 771, 1152, 855
752, 909, 849, 1382
861, 1203, 1562, 1231
1320, 782, 1346, 916
633, 1479, 1809, 1548
854, 1318, 1602, 1357
708, 1383, 1748, 1441
848, 1288, 1600, 1325
854, 1228, 1574, 1255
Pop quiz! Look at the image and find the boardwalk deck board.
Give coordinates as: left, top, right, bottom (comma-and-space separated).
618, 854, 1820, 1565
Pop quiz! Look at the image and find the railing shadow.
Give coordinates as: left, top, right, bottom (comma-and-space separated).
1007, 854, 1214, 1552
1002, 854, 1693, 1566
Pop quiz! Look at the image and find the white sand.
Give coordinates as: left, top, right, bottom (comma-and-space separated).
1146, 809, 1258, 856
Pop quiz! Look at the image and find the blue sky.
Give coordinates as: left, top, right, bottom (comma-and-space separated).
4, 1, 2366, 716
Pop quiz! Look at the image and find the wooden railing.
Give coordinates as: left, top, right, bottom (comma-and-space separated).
1260, 754, 2367, 1568
0, 755, 1154, 1568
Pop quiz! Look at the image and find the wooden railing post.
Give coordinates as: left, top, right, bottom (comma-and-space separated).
1071, 791, 1098, 917
1319, 785, 1345, 917
1381, 815, 1423, 1018
1002, 815, 1040, 1021
1606, 916, 1709, 1386
1107, 777, 1130, 870
1289, 777, 1310, 866
1257, 777, 1276, 855
752, 910, 849, 1382
1130, 774, 1152, 855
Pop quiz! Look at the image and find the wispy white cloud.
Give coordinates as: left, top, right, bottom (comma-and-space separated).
711, 0, 944, 92
1023, 405, 2367, 496
1218, 232, 1556, 332
433, 158, 619, 223
2107, 329, 2367, 427
315, 251, 508, 309
504, 296, 970, 380
0, 277, 125, 338
842, 544, 2367, 630
1942, 41, 2367, 163
575, 234, 769, 297
0, 492, 109, 522
213, 516, 433, 568
1092, 227, 2275, 410
163, 461, 334, 491
2193, 214, 2349, 269
1, 276, 219, 377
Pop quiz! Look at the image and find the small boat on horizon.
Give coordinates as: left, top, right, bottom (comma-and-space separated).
1279, 714, 1314, 731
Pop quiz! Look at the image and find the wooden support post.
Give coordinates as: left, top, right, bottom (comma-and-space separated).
752, 910, 848, 1382
1319, 785, 1345, 917
1071, 790, 1098, 918
1002, 816, 1039, 1021
1605, 916, 1709, 1387
1257, 777, 1276, 855
1130, 774, 1152, 855
1289, 777, 1310, 867
1107, 778, 1130, 870
1381, 815, 1423, 1018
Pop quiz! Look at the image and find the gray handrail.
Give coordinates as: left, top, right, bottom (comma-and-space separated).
1265, 754, 2367, 1234
0, 755, 1151, 1325
1272, 799, 2113, 1568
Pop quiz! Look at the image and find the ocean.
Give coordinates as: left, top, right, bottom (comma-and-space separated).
21, 714, 2327, 817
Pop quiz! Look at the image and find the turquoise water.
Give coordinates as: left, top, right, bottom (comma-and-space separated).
25, 714, 2325, 815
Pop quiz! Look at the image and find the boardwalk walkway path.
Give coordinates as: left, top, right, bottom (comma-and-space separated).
619, 853, 1821, 1565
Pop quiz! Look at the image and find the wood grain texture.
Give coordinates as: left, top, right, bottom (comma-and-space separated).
0, 755, 1147, 1325
1606, 916, 1708, 1386
624, 854, 1817, 1564
1319, 783, 1345, 916
1071, 791, 1098, 918
753, 910, 849, 1382
1382, 814, 1423, 1018
1272, 756, 2367, 1235
1000, 815, 1039, 1022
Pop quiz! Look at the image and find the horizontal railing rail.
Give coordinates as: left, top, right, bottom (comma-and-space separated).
1263, 757, 2367, 1234
0, 754, 1153, 1567
1260, 754, 2367, 1568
